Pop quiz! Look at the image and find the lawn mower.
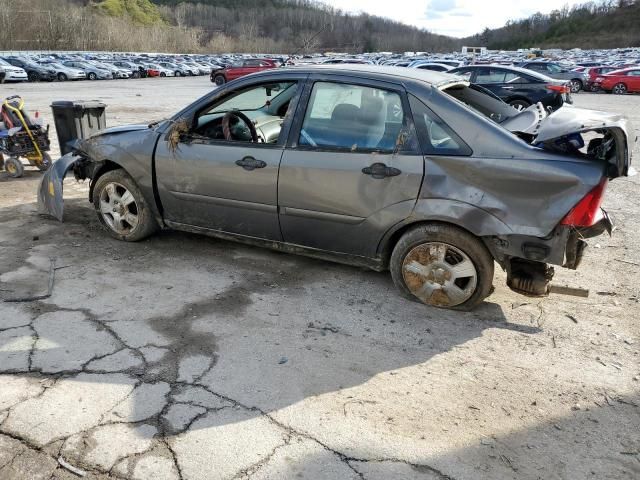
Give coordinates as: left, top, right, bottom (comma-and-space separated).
0, 95, 51, 178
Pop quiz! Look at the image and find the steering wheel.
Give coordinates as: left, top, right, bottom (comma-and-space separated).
222, 111, 258, 142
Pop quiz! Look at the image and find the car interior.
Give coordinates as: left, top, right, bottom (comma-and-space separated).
298, 82, 405, 152
194, 81, 297, 143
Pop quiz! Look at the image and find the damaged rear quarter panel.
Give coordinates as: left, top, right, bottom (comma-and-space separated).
418, 154, 604, 237
407, 82, 606, 238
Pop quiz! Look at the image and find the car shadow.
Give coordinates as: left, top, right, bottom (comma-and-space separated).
0, 197, 542, 458
246, 393, 640, 479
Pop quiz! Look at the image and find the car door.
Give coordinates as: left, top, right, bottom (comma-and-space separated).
154, 76, 305, 240
627, 70, 640, 92
277, 76, 424, 258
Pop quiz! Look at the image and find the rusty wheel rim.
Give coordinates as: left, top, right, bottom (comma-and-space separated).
402, 242, 477, 308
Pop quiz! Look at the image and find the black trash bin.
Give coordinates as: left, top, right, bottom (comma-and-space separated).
50, 100, 106, 155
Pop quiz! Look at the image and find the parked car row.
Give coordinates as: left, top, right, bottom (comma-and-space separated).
0, 52, 230, 82
2, 48, 640, 97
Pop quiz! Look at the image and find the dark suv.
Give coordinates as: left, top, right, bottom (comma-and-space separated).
2, 57, 56, 82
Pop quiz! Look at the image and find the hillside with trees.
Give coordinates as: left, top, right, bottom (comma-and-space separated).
0, 0, 456, 53
0, 0, 639, 53
465, 0, 640, 50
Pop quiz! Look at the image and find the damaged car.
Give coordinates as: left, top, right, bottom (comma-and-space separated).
39, 66, 634, 310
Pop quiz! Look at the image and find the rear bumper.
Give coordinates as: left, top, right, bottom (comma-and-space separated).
484, 209, 613, 271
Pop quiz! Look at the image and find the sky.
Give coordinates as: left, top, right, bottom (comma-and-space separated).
322, 0, 585, 37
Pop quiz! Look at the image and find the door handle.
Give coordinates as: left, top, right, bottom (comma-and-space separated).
235, 156, 266, 171
362, 162, 401, 179
502, 86, 514, 90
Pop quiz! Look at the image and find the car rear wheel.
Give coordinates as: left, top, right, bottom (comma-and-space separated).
4, 157, 24, 178
160, 72, 166, 77
508, 99, 531, 111
92, 169, 158, 242
570, 79, 583, 93
214, 74, 226, 86
27, 71, 39, 82
613, 83, 627, 95
88, 72, 97, 80
390, 223, 494, 311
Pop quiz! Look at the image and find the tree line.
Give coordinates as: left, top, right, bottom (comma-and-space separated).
466, 0, 640, 50
0, 0, 458, 53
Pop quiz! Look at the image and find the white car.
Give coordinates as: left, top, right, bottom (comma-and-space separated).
0, 58, 27, 82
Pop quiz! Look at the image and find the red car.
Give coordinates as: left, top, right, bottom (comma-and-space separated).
594, 67, 640, 94
585, 66, 617, 91
210, 58, 277, 85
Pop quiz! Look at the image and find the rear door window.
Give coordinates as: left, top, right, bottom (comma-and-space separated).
298, 81, 417, 153
475, 68, 507, 84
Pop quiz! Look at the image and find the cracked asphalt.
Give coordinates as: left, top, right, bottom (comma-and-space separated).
0, 77, 639, 480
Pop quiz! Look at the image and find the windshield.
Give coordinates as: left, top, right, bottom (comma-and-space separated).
0, 58, 10, 66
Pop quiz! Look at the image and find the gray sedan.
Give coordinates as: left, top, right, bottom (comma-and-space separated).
39, 66, 633, 310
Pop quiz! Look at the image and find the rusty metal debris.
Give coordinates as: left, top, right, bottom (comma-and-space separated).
57, 456, 87, 477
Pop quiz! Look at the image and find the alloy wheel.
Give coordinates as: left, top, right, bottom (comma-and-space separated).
99, 182, 139, 235
613, 83, 627, 95
402, 242, 478, 308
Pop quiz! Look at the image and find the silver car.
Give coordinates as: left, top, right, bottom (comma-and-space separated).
38, 61, 86, 81
62, 61, 111, 80
39, 66, 633, 310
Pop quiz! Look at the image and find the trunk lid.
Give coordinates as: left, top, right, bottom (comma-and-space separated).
503, 105, 634, 178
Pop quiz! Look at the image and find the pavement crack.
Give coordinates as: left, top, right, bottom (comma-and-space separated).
187, 382, 456, 480
232, 434, 292, 479
161, 437, 184, 480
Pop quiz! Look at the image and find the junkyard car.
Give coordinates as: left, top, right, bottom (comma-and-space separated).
0, 58, 27, 82
518, 61, 588, 93
39, 66, 633, 310
594, 67, 640, 94
210, 58, 277, 85
449, 65, 572, 111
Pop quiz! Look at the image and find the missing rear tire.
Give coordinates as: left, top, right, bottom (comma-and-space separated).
390, 223, 494, 311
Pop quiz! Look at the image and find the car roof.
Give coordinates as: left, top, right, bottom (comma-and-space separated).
282, 64, 461, 87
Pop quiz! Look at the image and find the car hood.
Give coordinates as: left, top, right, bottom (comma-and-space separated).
90, 124, 149, 138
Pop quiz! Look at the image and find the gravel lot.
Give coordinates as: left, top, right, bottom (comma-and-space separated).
0, 76, 639, 480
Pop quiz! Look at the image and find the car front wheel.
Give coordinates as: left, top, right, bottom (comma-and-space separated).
214, 74, 226, 86
390, 223, 494, 311
92, 169, 158, 242
57, 73, 68, 81
570, 79, 583, 93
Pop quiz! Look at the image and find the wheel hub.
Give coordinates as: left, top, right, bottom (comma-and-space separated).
99, 182, 139, 235
402, 242, 478, 308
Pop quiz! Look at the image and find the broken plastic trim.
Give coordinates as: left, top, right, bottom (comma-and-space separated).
37, 152, 84, 221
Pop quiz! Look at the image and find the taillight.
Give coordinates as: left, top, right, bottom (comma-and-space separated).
547, 84, 570, 94
560, 178, 608, 227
